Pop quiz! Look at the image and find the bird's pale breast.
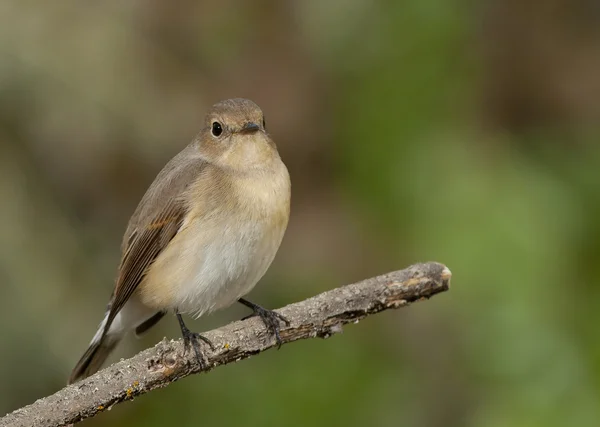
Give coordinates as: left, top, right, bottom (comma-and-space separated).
138, 161, 290, 317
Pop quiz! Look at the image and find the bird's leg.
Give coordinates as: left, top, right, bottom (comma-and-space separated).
238, 298, 290, 349
176, 311, 215, 369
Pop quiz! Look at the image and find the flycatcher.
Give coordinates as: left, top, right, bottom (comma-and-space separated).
69, 98, 291, 384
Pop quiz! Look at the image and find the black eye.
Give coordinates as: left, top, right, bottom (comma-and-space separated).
262, 117, 266, 130
211, 121, 223, 137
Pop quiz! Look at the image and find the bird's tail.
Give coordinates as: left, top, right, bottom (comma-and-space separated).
68, 313, 122, 385
69, 299, 164, 385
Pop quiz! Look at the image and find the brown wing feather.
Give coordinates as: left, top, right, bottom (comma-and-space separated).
106, 201, 185, 327
100, 143, 207, 337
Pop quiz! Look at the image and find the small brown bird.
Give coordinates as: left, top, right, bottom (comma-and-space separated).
69, 98, 291, 384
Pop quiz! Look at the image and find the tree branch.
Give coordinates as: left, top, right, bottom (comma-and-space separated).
0, 262, 451, 427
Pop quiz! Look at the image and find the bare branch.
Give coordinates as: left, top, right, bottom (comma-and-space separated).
0, 262, 451, 427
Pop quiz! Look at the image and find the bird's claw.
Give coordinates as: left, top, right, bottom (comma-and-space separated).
181, 327, 215, 369
246, 306, 290, 349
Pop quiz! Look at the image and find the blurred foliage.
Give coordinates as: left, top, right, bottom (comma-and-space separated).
1, 1, 600, 426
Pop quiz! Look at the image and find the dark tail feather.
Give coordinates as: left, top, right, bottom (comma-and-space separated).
68, 334, 121, 384
135, 311, 166, 337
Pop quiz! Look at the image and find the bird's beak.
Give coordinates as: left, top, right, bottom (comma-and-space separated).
239, 122, 260, 134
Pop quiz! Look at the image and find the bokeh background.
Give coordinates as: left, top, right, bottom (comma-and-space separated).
1, 1, 600, 426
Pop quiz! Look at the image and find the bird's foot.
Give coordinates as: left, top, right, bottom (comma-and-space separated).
177, 313, 215, 369
239, 299, 290, 349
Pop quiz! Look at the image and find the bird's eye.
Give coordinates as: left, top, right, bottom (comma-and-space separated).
211, 121, 223, 137
262, 117, 266, 130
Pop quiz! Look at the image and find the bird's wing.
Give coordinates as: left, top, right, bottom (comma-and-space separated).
103, 147, 207, 334
106, 199, 185, 326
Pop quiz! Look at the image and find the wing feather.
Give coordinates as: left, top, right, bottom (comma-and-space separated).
106, 202, 185, 328
100, 144, 207, 336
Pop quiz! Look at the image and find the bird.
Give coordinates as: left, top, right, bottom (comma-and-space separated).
69, 98, 291, 384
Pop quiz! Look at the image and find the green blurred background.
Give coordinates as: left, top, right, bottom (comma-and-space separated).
1, 1, 600, 426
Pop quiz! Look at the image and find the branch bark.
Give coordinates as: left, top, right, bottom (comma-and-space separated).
0, 262, 451, 427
